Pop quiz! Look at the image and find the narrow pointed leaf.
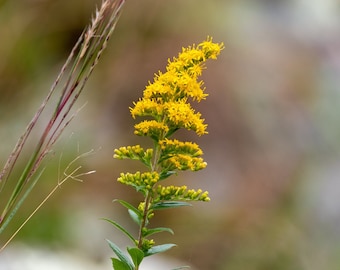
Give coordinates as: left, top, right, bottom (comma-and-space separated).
0, 168, 44, 235
159, 170, 177, 180
0, 149, 41, 224
114, 199, 141, 218
128, 209, 141, 225
107, 239, 134, 270
143, 227, 174, 237
111, 258, 132, 270
102, 218, 136, 244
152, 201, 192, 210
127, 247, 144, 267
145, 243, 177, 257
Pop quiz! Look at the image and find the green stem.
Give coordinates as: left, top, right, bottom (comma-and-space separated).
134, 116, 169, 269
0, 137, 43, 226
137, 192, 152, 249
136, 141, 163, 270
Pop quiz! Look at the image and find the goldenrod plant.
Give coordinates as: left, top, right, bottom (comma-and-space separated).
0, 0, 125, 251
106, 38, 224, 270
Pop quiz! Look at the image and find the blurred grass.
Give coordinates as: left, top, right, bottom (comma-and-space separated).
2, 0, 340, 269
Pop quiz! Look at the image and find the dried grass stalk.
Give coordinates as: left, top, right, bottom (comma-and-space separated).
0, 0, 125, 249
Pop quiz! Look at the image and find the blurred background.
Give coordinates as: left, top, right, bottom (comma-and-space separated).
1, 0, 340, 269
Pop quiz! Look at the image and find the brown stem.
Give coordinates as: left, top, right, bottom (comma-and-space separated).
137, 192, 152, 250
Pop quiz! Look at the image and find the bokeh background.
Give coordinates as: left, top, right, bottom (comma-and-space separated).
1, 0, 340, 269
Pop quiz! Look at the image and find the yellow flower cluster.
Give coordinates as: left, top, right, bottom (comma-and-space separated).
164, 101, 206, 136
161, 154, 207, 172
130, 37, 224, 138
134, 120, 169, 139
155, 185, 210, 202
159, 139, 203, 157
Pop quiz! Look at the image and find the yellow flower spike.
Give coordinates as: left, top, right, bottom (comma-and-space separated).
112, 38, 222, 262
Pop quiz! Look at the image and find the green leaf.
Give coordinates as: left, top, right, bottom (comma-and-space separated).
0, 168, 44, 235
159, 170, 177, 180
152, 201, 192, 210
107, 240, 134, 270
135, 185, 147, 195
1, 142, 43, 224
143, 227, 174, 237
101, 218, 136, 245
165, 128, 179, 138
145, 243, 177, 257
114, 199, 142, 218
111, 258, 132, 270
128, 209, 141, 226
127, 247, 144, 267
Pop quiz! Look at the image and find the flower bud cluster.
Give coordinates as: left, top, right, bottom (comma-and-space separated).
114, 145, 153, 168
155, 185, 210, 202
139, 239, 155, 252
117, 171, 159, 192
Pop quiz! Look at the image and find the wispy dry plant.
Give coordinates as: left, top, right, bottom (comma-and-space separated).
0, 0, 125, 251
